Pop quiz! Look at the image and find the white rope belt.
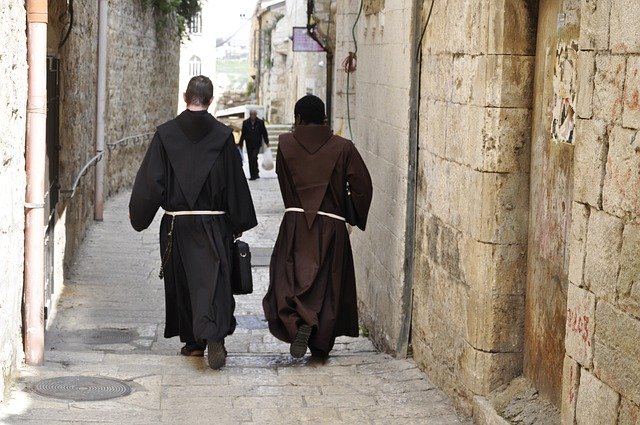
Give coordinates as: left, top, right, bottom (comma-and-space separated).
164, 210, 227, 216
285, 207, 345, 222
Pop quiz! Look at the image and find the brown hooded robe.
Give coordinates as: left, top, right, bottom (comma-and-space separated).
262, 125, 373, 354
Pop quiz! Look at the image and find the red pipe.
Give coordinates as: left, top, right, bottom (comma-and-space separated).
24, 0, 48, 366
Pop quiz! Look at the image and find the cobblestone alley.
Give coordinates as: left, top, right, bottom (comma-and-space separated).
0, 171, 469, 424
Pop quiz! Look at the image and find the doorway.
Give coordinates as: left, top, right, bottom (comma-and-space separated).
524, 0, 579, 406
44, 55, 60, 322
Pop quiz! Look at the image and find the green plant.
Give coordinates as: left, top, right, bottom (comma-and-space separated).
246, 79, 255, 97
146, 0, 201, 36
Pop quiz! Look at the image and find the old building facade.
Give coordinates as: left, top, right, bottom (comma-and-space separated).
177, 0, 217, 112
0, 0, 179, 401
332, 0, 640, 422
251, 0, 335, 124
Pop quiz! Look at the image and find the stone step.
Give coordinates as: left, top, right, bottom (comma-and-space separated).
264, 125, 292, 157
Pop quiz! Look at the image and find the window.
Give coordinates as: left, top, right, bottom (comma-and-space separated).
189, 13, 202, 35
189, 56, 201, 77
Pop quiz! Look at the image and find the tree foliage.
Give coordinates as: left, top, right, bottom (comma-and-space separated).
147, 0, 202, 35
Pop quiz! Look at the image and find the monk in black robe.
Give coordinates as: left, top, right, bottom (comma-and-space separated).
263, 95, 373, 359
129, 76, 257, 369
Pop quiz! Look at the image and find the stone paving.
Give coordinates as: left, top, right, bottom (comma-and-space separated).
0, 161, 470, 424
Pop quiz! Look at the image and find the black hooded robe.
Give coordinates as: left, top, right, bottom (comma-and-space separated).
129, 111, 257, 344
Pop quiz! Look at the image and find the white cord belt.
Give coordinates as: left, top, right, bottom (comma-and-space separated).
285, 207, 345, 222
164, 210, 227, 216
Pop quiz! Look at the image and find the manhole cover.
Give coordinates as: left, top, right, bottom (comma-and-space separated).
236, 315, 268, 330
31, 376, 132, 401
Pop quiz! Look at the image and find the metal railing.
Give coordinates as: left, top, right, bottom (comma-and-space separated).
60, 152, 104, 198
60, 132, 154, 198
106, 132, 154, 149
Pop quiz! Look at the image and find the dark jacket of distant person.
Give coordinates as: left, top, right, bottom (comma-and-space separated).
238, 114, 269, 150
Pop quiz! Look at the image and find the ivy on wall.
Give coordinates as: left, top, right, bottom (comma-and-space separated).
146, 0, 201, 35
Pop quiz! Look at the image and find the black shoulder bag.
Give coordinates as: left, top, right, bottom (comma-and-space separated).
232, 239, 253, 295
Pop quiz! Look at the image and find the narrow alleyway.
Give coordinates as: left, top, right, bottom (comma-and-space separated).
0, 171, 468, 424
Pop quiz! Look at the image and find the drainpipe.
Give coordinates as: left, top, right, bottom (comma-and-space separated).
24, 0, 48, 366
94, 0, 108, 221
325, 49, 333, 125
396, 0, 424, 358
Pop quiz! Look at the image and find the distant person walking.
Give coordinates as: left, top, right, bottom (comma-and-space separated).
239, 110, 269, 180
263, 95, 373, 359
129, 75, 257, 369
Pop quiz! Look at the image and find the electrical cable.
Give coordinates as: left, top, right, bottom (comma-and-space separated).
345, 0, 363, 141
215, 12, 256, 48
417, 0, 435, 60
59, 0, 74, 48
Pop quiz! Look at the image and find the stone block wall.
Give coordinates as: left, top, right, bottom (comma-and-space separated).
55, 0, 99, 265
332, 1, 359, 138
562, 0, 640, 422
0, 0, 27, 401
105, 0, 179, 197
411, 0, 536, 414
256, 0, 334, 124
0, 0, 178, 400
52, 0, 179, 268
333, 0, 416, 354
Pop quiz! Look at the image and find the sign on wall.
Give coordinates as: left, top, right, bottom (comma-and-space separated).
292, 27, 325, 52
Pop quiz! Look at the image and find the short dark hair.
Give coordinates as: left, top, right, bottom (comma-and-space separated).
185, 75, 213, 106
294, 95, 326, 125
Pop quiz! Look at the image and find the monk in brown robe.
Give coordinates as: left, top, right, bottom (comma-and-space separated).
263, 95, 373, 359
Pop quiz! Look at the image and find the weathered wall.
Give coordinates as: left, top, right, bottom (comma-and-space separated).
562, 0, 640, 423
105, 0, 179, 197
332, 0, 358, 138
55, 0, 99, 265
525, 0, 578, 407
0, 0, 178, 402
412, 0, 536, 414
334, 0, 416, 354
257, 4, 287, 123
0, 0, 27, 402
256, 0, 334, 124
52, 0, 179, 269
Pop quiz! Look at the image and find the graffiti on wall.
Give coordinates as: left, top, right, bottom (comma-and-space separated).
552, 41, 579, 144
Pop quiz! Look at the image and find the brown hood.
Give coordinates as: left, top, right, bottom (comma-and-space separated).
278, 125, 344, 228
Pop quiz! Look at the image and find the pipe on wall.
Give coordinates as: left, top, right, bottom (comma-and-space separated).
396, 0, 425, 358
94, 0, 108, 221
24, 0, 48, 366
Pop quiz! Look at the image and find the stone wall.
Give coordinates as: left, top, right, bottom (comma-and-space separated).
562, 0, 640, 423
412, 0, 535, 414
0, 0, 178, 400
256, 0, 334, 124
51, 0, 179, 269
256, 3, 287, 123
105, 0, 179, 197
0, 0, 27, 402
334, 0, 417, 355
0, 0, 179, 399
330, 0, 640, 421
54, 0, 99, 265
331, 0, 358, 138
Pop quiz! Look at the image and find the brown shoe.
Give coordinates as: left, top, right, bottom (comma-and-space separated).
290, 324, 312, 358
207, 340, 227, 370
